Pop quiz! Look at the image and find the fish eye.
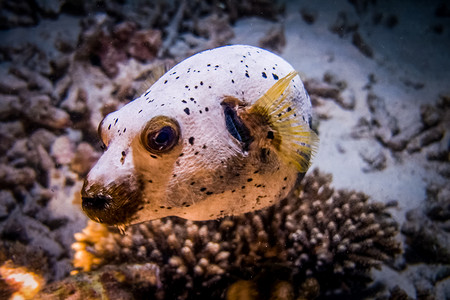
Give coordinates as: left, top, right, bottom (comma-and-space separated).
141, 116, 180, 154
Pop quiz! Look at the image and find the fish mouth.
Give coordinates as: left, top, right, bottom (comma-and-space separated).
81, 179, 143, 226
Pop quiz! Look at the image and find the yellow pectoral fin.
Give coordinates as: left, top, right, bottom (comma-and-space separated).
249, 71, 319, 173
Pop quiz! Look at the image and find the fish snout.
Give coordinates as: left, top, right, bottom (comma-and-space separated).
81, 178, 143, 226
82, 193, 112, 216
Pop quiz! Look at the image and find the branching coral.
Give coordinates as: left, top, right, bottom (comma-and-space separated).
67, 169, 401, 299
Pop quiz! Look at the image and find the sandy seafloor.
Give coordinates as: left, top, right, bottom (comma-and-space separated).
0, 0, 449, 299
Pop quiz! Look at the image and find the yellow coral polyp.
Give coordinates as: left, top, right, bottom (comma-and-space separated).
0, 261, 44, 300
71, 220, 111, 272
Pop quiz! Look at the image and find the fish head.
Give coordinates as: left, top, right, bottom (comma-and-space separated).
81, 81, 246, 226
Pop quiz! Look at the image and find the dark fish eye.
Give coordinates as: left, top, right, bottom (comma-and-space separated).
148, 126, 176, 151
141, 116, 180, 154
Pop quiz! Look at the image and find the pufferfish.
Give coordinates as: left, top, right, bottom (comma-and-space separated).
82, 44, 318, 227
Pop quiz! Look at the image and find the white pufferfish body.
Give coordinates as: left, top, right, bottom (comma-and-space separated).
82, 45, 318, 226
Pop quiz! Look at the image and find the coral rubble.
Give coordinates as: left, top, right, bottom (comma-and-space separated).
64, 170, 400, 299
0, 0, 282, 286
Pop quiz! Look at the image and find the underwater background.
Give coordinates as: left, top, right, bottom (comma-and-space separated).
0, 0, 449, 299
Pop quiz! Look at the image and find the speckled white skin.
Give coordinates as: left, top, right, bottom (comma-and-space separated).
83, 45, 313, 224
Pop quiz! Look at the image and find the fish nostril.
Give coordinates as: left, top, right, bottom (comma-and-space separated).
82, 195, 111, 212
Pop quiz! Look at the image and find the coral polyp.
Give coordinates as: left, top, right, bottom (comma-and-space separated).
61, 169, 401, 299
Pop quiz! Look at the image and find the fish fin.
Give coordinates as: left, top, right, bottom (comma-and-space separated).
248, 71, 319, 172
136, 61, 173, 96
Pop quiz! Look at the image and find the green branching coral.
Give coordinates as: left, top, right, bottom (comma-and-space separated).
61, 169, 401, 299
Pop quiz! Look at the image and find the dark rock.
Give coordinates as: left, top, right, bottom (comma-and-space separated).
304, 78, 340, 99
419, 127, 444, 147
420, 104, 442, 128
352, 31, 374, 58
0, 74, 28, 94
300, 7, 317, 25
21, 93, 71, 129
329, 12, 358, 38
402, 184, 450, 264
0, 121, 25, 155
0, 94, 21, 120
9, 66, 53, 95
127, 29, 162, 62
0, 190, 16, 219
259, 25, 286, 54
367, 92, 399, 145
359, 143, 387, 172
0, 164, 36, 187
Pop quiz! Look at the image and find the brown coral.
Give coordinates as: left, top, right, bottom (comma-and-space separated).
69, 169, 401, 299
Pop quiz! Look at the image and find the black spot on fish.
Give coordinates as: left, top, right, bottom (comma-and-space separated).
195, 86, 198, 89
185, 85, 189, 88
144, 90, 150, 96
207, 64, 211, 67
182, 100, 187, 103
272, 73, 279, 80
184, 108, 190, 115
245, 73, 250, 78
190, 97, 195, 101
114, 119, 118, 125
191, 182, 195, 185
242, 186, 246, 189
267, 131, 274, 139
284, 177, 287, 181
164, 80, 168, 84
123, 128, 126, 133
108, 124, 111, 130
202, 144, 207, 149
149, 180, 153, 183
231, 79, 235, 84
262, 72, 267, 78
175, 76, 179, 79
200, 81, 203, 85
200, 187, 207, 192
287, 107, 292, 112
206, 191, 213, 195
247, 178, 253, 182
205, 107, 209, 112
189, 137, 195, 145
138, 110, 143, 113
208, 86, 212, 89
150, 154, 157, 159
